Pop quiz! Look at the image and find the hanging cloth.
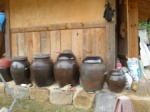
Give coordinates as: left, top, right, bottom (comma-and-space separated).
114, 96, 134, 112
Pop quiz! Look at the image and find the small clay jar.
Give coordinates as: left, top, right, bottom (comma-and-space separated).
0, 59, 12, 82
54, 50, 79, 87
80, 56, 106, 92
10, 56, 30, 85
106, 69, 126, 93
30, 54, 54, 87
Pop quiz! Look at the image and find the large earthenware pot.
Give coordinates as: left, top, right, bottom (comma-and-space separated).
54, 50, 79, 87
80, 56, 106, 92
106, 69, 126, 93
10, 56, 30, 85
0, 59, 12, 82
30, 54, 54, 87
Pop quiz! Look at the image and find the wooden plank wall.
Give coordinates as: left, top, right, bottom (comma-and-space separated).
11, 28, 106, 64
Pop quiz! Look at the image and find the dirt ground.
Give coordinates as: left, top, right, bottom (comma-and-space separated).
0, 94, 93, 112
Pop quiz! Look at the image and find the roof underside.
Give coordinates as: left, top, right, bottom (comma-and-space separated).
139, 0, 150, 21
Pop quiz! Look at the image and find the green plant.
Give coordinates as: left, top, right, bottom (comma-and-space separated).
138, 21, 150, 33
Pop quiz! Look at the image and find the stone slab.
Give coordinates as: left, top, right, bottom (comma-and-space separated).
73, 89, 95, 109
5, 85, 29, 100
49, 89, 73, 105
94, 91, 116, 112
29, 87, 49, 102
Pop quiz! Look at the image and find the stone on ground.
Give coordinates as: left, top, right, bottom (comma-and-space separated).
29, 87, 49, 102
73, 89, 95, 109
0, 107, 8, 112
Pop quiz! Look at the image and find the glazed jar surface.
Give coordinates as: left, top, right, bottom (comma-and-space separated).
10, 56, 30, 85
54, 50, 79, 87
106, 69, 126, 93
0, 59, 12, 82
80, 56, 106, 92
30, 54, 54, 87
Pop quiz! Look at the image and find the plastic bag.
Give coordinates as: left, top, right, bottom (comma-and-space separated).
127, 58, 142, 82
140, 41, 150, 66
121, 67, 133, 89
138, 29, 149, 44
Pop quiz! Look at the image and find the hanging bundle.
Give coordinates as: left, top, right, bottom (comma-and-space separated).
0, 12, 5, 32
103, 2, 115, 22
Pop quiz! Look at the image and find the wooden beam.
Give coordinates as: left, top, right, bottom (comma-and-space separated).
11, 22, 106, 33
5, 0, 11, 58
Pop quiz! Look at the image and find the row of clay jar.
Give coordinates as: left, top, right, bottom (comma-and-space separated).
0, 50, 126, 93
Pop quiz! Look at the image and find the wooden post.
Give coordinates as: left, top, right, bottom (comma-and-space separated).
106, 23, 116, 71
128, 0, 138, 58
5, 0, 11, 58
106, 0, 116, 71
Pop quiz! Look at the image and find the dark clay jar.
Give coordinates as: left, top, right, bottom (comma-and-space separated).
80, 56, 106, 92
0, 59, 12, 82
0, 67, 12, 82
30, 54, 54, 87
10, 56, 30, 85
54, 50, 79, 87
106, 69, 126, 93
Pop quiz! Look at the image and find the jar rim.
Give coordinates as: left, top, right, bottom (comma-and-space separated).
34, 54, 50, 59
12, 56, 27, 61
83, 56, 103, 64
57, 53, 76, 60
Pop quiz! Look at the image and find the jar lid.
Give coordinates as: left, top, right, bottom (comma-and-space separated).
109, 69, 124, 76
83, 56, 103, 64
57, 53, 76, 60
12, 56, 27, 61
34, 54, 50, 59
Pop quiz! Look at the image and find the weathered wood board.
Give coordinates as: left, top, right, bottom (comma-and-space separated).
10, 28, 106, 65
